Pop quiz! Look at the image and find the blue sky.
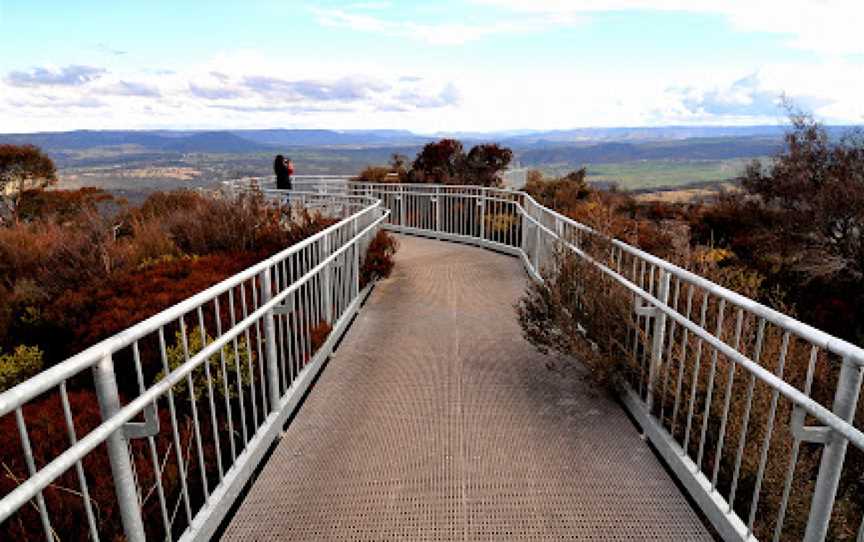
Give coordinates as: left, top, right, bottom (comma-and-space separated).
1, 0, 863, 132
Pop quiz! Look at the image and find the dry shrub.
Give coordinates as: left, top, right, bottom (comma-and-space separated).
352, 166, 397, 183
0, 187, 365, 540
360, 230, 398, 289
0, 389, 208, 542
519, 213, 863, 539
309, 320, 333, 361
517, 245, 633, 383
148, 190, 336, 256
18, 187, 121, 224
524, 169, 592, 210
0, 188, 338, 372
124, 217, 180, 265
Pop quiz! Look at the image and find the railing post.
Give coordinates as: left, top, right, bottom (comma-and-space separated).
532, 223, 540, 273
478, 191, 486, 241
520, 207, 528, 256
399, 185, 406, 228
353, 217, 360, 296
322, 234, 333, 324
435, 187, 441, 235
646, 270, 671, 412
92, 354, 146, 542
259, 267, 281, 410
804, 357, 863, 542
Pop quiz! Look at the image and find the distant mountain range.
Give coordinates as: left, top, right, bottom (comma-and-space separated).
2, 125, 861, 173
1, 125, 859, 156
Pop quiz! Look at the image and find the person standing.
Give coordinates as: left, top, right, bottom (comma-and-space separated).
274, 154, 294, 190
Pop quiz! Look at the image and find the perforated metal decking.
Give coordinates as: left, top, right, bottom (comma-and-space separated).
222, 235, 713, 541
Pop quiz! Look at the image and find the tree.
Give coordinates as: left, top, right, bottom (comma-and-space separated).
389, 153, 410, 181
696, 111, 864, 341
0, 145, 57, 225
408, 139, 514, 186
409, 139, 465, 184
464, 143, 513, 187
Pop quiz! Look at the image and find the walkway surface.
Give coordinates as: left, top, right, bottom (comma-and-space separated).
223, 235, 713, 541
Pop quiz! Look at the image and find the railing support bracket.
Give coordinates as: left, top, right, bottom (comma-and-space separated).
791, 405, 833, 445
123, 402, 160, 440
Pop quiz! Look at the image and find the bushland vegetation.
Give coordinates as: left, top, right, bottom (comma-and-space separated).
353, 140, 513, 187
0, 152, 399, 540
517, 113, 864, 540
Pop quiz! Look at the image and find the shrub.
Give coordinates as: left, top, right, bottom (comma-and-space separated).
0, 388, 209, 541
156, 326, 254, 401
309, 321, 332, 361
18, 187, 121, 224
0, 344, 43, 392
524, 169, 592, 209
517, 246, 632, 382
352, 166, 398, 183
360, 230, 398, 289
49, 252, 263, 360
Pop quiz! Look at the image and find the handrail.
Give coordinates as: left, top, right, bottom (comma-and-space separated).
0, 192, 380, 417
352, 181, 864, 367
0, 187, 389, 542
336, 178, 864, 542
0, 208, 389, 523
3, 173, 861, 542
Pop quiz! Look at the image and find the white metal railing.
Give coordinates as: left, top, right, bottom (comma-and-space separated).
1, 174, 862, 541
233, 175, 350, 197
0, 188, 388, 541
334, 180, 863, 542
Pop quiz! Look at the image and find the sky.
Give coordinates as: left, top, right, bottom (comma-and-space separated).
1, 0, 863, 133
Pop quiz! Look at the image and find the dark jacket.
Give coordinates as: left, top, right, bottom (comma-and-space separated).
274, 157, 292, 190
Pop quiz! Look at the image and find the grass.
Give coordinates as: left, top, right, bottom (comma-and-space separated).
533, 157, 762, 191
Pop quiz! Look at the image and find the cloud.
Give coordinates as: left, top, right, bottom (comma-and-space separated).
98, 80, 161, 97
209, 103, 355, 115
472, 0, 864, 55
397, 82, 461, 108
668, 72, 834, 119
5, 65, 106, 87
190, 83, 243, 100
377, 103, 412, 112
9, 96, 106, 109
678, 73, 781, 116
242, 75, 390, 102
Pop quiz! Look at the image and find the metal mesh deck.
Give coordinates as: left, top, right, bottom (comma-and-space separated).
222, 235, 713, 541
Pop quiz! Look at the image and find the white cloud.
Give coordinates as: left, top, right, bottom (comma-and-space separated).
5, 65, 106, 87
0, 54, 465, 131
473, 0, 864, 55
2, 49, 862, 132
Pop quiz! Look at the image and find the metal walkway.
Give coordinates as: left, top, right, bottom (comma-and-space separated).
222, 235, 713, 541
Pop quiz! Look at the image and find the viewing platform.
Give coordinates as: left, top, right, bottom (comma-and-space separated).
223, 235, 713, 540
1, 180, 861, 542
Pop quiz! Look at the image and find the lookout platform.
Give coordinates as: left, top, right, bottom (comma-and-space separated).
222, 235, 712, 541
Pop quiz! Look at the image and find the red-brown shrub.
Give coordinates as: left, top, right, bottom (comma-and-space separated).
18, 188, 121, 224
360, 230, 398, 289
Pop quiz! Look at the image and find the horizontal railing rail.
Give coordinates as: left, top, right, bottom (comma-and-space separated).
318, 179, 863, 542
0, 189, 388, 541
4, 170, 861, 542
